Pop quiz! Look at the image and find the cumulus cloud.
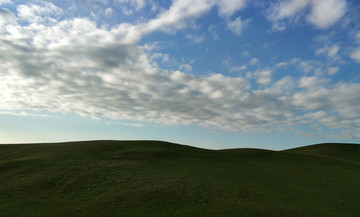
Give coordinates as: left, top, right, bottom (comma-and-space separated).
327, 45, 340, 57
227, 16, 250, 35
316, 44, 341, 58
267, 0, 347, 30
307, 0, 347, 28
216, 0, 247, 17
267, 0, 310, 30
141, 0, 249, 35
143, 0, 215, 34
16, 2, 63, 24
250, 57, 258, 65
268, 0, 309, 21
292, 83, 360, 133
0, 8, 16, 26
298, 76, 329, 89
255, 69, 272, 85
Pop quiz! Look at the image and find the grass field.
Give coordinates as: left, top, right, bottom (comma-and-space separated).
0, 141, 359, 217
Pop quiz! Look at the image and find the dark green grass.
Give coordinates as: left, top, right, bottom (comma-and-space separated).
1, 141, 359, 217
285, 143, 360, 165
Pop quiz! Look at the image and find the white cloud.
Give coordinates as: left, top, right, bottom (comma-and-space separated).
186, 34, 204, 43
316, 44, 340, 58
230, 64, 247, 72
115, 0, 145, 16
0, 8, 16, 26
268, 0, 309, 21
298, 76, 328, 89
327, 44, 340, 57
255, 69, 272, 85
227, 16, 250, 35
105, 8, 114, 16
120, 6, 133, 15
273, 76, 295, 92
242, 51, 249, 56
307, 0, 347, 29
221, 56, 232, 67
125, 0, 249, 38
293, 83, 360, 133
216, 0, 247, 17
0, 0, 11, 6
179, 64, 192, 72
267, 0, 347, 30
150, 53, 171, 64
327, 67, 339, 75
250, 57, 258, 65
295, 59, 326, 74
267, 0, 310, 30
149, 0, 160, 12
143, 0, 216, 34
275, 61, 288, 68
292, 87, 329, 110
208, 24, 220, 40
179, 59, 194, 72
16, 2, 63, 24
116, 0, 145, 11
356, 31, 360, 43
350, 47, 360, 62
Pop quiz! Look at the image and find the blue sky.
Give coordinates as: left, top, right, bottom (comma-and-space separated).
1, 0, 360, 150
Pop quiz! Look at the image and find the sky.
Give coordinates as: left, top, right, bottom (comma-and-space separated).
1, 0, 360, 150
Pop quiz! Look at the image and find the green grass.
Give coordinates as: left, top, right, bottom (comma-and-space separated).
0, 141, 359, 217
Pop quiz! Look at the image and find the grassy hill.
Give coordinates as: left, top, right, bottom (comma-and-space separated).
0, 141, 359, 217
284, 143, 360, 166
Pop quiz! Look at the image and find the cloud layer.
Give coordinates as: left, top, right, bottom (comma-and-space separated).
0, 0, 359, 140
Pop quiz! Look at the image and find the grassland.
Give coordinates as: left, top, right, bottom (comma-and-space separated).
0, 141, 359, 217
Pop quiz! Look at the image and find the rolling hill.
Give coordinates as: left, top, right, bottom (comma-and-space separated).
0, 141, 359, 217
284, 143, 360, 165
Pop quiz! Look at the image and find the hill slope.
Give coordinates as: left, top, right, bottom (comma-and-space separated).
284, 143, 360, 165
0, 141, 359, 217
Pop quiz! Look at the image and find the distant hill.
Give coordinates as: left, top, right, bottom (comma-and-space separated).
284, 143, 360, 165
1, 141, 359, 217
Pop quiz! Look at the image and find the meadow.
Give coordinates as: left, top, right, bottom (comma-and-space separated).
1, 141, 359, 217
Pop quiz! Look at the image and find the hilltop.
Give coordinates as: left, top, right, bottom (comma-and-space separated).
1, 141, 359, 217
